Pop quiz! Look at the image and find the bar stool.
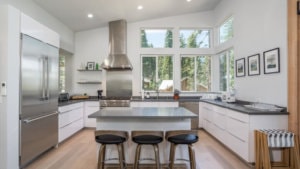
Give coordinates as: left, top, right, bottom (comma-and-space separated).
94, 130, 129, 169
131, 131, 164, 169
255, 129, 300, 169
165, 130, 199, 169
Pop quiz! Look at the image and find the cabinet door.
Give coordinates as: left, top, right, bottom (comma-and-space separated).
85, 102, 99, 127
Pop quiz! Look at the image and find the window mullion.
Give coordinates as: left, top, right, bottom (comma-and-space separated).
194, 56, 197, 91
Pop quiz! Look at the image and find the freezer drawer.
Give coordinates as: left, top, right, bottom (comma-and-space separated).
20, 112, 58, 167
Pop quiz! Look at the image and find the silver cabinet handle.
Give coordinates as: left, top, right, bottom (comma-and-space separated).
23, 112, 58, 124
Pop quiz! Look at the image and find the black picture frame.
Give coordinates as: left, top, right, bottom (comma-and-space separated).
236, 58, 245, 77
298, 1, 300, 15
263, 48, 280, 74
247, 54, 260, 76
87, 62, 95, 70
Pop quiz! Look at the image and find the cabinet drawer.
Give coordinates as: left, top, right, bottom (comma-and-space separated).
70, 107, 83, 122
226, 109, 249, 123
227, 116, 249, 142
59, 113, 70, 128
59, 119, 83, 143
226, 131, 249, 161
59, 102, 83, 113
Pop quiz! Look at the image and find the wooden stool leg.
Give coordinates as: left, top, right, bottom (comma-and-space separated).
98, 144, 106, 169
169, 143, 176, 169
121, 143, 126, 168
153, 144, 160, 169
291, 136, 300, 169
188, 144, 196, 169
255, 130, 262, 169
134, 144, 142, 169
117, 144, 124, 169
261, 133, 272, 169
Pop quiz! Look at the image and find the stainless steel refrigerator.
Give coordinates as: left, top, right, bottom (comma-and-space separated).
19, 34, 59, 167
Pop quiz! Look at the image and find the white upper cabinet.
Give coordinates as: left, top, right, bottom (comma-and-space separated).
21, 13, 59, 48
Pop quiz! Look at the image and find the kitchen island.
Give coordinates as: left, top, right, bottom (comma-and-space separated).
88, 107, 198, 165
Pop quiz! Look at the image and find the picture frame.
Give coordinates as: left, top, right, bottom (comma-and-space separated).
263, 48, 280, 74
247, 54, 260, 76
236, 58, 245, 77
87, 62, 95, 70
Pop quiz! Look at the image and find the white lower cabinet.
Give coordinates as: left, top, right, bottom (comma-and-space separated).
58, 102, 84, 143
201, 102, 288, 163
84, 101, 100, 128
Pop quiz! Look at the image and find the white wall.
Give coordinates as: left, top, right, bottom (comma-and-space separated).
73, 27, 108, 96
214, 0, 288, 106
73, 11, 215, 96
0, 0, 74, 53
0, 5, 21, 169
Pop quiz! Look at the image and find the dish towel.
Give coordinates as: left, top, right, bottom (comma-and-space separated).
259, 129, 294, 148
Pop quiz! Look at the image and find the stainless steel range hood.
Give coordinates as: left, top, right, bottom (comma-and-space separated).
101, 19, 133, 70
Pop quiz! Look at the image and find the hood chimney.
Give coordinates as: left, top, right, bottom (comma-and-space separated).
101, 19, 133, 70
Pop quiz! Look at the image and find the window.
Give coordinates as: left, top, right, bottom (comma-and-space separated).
140, 29, 173, 48
181, 55, 211, 92
219, 49, 234, 91
59, 55, 66, 92
219, 17, 234, 44
142, 55, 173, 92
179, 29, 210, 48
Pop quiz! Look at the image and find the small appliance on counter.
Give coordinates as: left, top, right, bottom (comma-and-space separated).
97, 90, 103, 99
221, 91, 236, 103
58, 93, 69, 102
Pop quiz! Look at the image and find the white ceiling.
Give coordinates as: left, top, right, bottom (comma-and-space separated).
33, 0, 221, 32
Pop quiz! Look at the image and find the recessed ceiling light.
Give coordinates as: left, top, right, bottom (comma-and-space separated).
87, 14, 94, 18
187, 0, 192, 2
137, 5, 143, 10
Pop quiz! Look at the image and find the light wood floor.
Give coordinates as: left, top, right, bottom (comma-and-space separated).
25, 129, 252, 169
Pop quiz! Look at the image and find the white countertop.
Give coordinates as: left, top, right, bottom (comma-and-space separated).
88, 107, 198, 119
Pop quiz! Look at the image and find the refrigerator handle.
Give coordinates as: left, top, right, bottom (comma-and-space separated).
23, 111, 58, 124
41, 56, 46, 101
45, 56, 49, 100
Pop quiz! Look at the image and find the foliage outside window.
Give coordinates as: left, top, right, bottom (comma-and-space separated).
59, 56, 66, 92
142, 55, 173, 92
219, 17, 234, 44
219, 49, 234, 91
179, 29, 210, 48
141, 29, 173, 48
181, 55, 211, 92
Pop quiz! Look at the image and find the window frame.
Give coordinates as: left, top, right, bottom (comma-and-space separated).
140, 28, 174, 49
218, 48, 234, 92
218, 16, 234, 44
180, 55, 212, 92
140, 54, 174, 92
179, 28, 212, 49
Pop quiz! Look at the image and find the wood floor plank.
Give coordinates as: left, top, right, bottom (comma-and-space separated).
25, 129, 252, 169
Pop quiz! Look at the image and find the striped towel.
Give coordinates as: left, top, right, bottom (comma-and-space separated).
259, 129, 294, 148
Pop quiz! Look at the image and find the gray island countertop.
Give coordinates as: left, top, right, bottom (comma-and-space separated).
88, 107, 198, 119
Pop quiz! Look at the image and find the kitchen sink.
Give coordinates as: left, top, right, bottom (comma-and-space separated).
243, 103, 283, 111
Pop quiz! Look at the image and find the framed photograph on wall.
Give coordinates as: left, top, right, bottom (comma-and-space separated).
236, 58, 245, 77
263, 48, 280, 74
87, 62, 95, 70
247, 54, 260, 76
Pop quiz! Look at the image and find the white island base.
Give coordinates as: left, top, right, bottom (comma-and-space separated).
90, 107, 198, 166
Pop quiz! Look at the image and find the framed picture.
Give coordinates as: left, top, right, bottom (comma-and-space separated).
236, 58, 245, 77
247, 54, 260, 76
263, 48, 280, 74
87, 62, 95, 70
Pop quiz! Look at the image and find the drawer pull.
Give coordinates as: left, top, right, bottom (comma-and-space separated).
228, 116, 248, 124
227, 131, 246, 143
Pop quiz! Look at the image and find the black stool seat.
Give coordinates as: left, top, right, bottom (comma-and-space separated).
94, 130, 128, 169
132, 135, 163, 144
95, 134, 126, 144
168, 134, 198, 144
166, 130, 198, 169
